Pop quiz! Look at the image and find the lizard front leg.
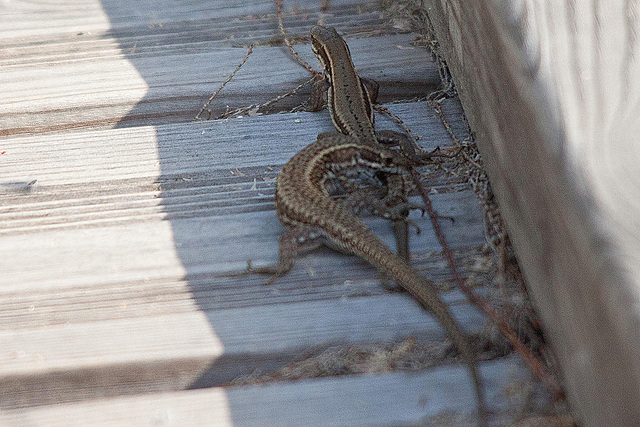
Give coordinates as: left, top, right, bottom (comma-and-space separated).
240, 226, 323, 285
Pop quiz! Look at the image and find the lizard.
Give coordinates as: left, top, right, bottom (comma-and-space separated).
306, 26, 486, 422
248, 132, 486, 424
307, 25, 429, 261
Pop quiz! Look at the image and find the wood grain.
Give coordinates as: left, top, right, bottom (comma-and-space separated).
1, 0, 439, 134
0, 0, 559, 422
0, 98, 490, 409
425, 1, 640, 425
0, 358, 545, 426
0, 0, 382, 39
1, 294, 488, 409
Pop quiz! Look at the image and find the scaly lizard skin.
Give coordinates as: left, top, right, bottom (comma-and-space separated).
309, 25, 429, 160
307, 27, 485, 422
309, 25, 422, 261
253, 132, 486, 424
309, 26, 380, 146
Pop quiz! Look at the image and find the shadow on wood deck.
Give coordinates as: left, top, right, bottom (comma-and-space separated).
0, 0, 571, 425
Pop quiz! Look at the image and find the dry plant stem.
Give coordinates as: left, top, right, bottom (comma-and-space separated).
376, 100, 564, 399
374, 105, 419, 143
216, 75, 316, 119
432, 102, 483, 170
258, 75, 317, 113
416, 102, 565, 400
275, 0, 320, 76
412, 168, 563, 400
195, 45, 254, 121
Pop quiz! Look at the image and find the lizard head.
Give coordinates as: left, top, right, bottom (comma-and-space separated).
310, 25, 352, 77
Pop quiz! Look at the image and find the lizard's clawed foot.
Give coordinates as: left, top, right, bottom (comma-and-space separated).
232, 260, 287, 286
232, 226, 323, 285
220, 260, 255, 278
407, 219, 421, 235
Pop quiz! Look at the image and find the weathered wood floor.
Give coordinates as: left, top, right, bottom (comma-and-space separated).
1, 0, 561, 425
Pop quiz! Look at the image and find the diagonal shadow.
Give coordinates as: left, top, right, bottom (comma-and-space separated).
96, 0, 456, 400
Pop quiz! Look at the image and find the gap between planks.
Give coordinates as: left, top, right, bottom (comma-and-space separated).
1, 294, 487, 409
0, 358, 554, 426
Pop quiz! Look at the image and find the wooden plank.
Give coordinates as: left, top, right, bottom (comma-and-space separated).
0, 192, 482, 290
0, 294, 486, 409
0, 0, 378, 39
0, 247, 487, 330
0, 101, 481, 292
2, 1, 388, 63
425, 1, 640, 425
1, 6, 440, 134
0, 100, 464, 187
0, 100, 490, 408
0, 358, 558, 426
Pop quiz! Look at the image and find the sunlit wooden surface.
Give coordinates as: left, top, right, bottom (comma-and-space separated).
0, 0, 560, 424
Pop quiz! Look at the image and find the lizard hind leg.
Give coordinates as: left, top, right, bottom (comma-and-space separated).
342, 189, 423, 227
358, 174, 423, 226
338, 179, 424, 265
334, 171, 421, 262
375, 129, 441, 163
245, 226, 324, 285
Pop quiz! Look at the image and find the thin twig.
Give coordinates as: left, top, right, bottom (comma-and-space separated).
216, 75, 317, 120
411, 168, 564, 400
215, 105, 256, 121
195, 45, 254, 121
374, 105, 419, 144
431, 102, 484, 170
419, 101, 565, 400
275, 0, 320, 76
259, 75, 317, 112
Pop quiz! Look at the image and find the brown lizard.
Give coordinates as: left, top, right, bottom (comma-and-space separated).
306, 27, 485, 421
308, 25, 430, 261
249, 132, 486, 424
